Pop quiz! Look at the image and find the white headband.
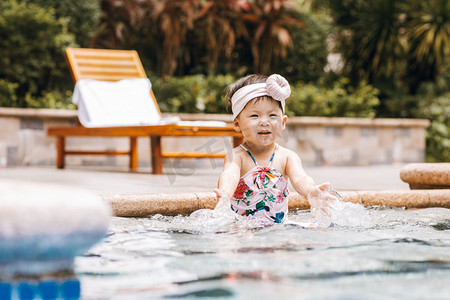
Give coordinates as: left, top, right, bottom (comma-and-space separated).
231, 74, 291, 120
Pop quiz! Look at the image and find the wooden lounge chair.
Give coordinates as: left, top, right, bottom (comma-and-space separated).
47, 47, 242, 174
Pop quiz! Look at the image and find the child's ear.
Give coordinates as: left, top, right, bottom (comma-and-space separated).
282, 115, 287, 129
233, 119, 241, 132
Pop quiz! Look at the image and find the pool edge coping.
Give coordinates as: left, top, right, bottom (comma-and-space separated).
102, 189, 450, 217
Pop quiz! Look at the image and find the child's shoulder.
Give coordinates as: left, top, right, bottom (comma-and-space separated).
232, 145, 247, 155
225, 145, 247, 162
275, 145, 302, 167
276, 144, 299, 158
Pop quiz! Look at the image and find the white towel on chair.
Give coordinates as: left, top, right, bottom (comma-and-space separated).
73, 78, 227, 128
73, 78, 162, 127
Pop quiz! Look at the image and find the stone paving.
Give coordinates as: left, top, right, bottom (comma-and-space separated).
0, 164, 410, 194
2, 164, 449, 216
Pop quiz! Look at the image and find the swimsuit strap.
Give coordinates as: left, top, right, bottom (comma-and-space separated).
239, 144, 278, 167
268, 144, 278, 166
240, 144, 258, 166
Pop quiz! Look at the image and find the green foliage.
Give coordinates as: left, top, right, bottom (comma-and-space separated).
325, 0, 450, 94
373, 77, 417, 118
202, 75, 236, 114
0, 0, 76, 107
152, 75, 236, 114
0, 79, 18, 107
91, 0, 323, 78
22, 0, 101, 47
153, 75, 379, 118
410, 82, 450, 162
286, 78, 379, 117
24, 90, 75, 110
417, 94, 450, 162
272, 12, 330, 83
152, 76, 203, 114
434, 62, 450, 94
406, 0, 450, 93
326, 0, 407, 82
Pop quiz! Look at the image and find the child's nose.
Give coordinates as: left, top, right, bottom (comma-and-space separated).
259, 117, 269, 126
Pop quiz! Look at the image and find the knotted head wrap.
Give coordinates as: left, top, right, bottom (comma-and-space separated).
231, 74, 291, 120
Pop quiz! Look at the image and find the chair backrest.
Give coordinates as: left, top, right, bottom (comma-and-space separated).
65, 47, 161, 115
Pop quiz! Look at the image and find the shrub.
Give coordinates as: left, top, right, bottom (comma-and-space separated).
24, 90, 75, 110
22, 0, 101, 47
286, 78, 379, 117
417, 93, 450, 162
152, 74, 236, 114
202, 75, 236, 114
21, 0, 101, 47
0, 0, 75, 107
152, 75, 380, 119
272, 11, 330, 83
0, 79, 18, 107
152, 76, 203, 113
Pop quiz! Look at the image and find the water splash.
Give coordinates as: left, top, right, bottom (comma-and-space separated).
150, 205, 271, 234
314, 186, 373, 228
149, 187, 373, 233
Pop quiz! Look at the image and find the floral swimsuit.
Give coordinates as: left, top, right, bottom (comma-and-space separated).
230, 144, 289, 224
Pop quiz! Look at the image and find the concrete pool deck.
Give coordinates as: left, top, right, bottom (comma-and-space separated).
1, 164, 449, 216
0, 164, 411, 193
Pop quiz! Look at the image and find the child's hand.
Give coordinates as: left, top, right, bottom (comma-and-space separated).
213, 188, 230, 210
306, 182, 337, 218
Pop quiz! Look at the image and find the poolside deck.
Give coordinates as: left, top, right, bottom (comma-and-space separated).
0, 164, 410, 194
6, 164, 449, 216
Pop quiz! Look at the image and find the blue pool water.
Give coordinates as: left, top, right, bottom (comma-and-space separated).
74, 206, 450, 299
0, 280, 80, 300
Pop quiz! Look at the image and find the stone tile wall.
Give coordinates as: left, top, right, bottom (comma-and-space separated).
0, 108, 430, 170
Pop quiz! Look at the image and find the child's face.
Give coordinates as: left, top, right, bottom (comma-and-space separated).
233, 97, 287, 147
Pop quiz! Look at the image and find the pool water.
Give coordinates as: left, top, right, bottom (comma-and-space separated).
74, 205, 450, 299
0, 279, 80, 300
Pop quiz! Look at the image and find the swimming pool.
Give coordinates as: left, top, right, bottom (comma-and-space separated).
75, 206, 450, 299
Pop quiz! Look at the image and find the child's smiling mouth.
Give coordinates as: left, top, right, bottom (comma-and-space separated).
258, 130, 271, 136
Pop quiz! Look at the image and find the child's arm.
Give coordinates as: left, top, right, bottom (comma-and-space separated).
214, 150, 241, 209
285, 150, 336, 217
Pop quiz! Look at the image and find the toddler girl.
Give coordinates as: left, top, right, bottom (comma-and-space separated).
214, 74, 336, 224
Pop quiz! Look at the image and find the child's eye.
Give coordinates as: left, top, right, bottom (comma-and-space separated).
250, 114, 258, 118
270, 114, 278, 117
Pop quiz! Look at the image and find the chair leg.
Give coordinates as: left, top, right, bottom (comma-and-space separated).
150, 136, 163, 174
129, 137, 138, 171
56, 136, 65, 169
